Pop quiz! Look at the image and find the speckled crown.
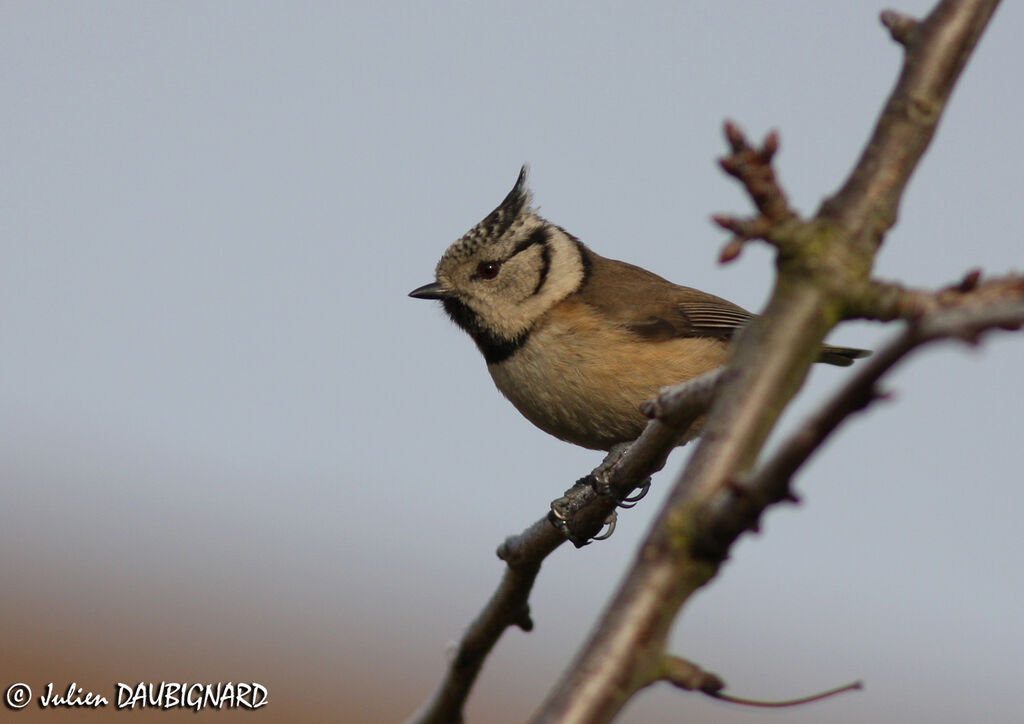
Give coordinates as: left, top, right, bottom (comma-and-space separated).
439, 166, 533, 264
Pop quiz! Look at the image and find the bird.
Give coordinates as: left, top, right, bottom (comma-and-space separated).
409, 167, 870, 451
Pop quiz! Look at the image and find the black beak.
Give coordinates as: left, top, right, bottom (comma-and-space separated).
408, 282, 451, 300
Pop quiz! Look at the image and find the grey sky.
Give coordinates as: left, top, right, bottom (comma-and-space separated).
2, 2, 1022, 722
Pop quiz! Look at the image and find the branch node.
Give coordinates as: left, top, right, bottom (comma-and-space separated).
496, 537, 512, 562
513, 606, 534, 632
880, 10, 919, 47
955, 268, 982, 293
870, 386, 895, 403
661, 655, 724, 693
760, 130, 780, 163
724, 475, 750, 498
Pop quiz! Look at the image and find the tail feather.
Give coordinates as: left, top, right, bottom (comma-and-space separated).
818, 344, 872, 367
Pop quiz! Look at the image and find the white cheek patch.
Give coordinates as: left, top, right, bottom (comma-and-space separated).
478, 230, 584, 340
532, 233, 585, 307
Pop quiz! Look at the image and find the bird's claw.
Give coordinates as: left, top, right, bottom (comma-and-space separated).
616, 479, 651, 509
591, 511, 617, 540
589, 474, 652, 509
548, 505, 590, 547
547, 471, 649, 546
547, 506, 617, 547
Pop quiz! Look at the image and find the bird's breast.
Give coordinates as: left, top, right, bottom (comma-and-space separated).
486, 299, 729, 449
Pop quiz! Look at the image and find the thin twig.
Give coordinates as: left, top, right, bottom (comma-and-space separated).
850, 274, 1024, 322
409, 371, 722, 724
707, 680, 864, 708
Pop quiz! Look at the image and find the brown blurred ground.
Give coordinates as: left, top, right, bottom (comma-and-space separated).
1, 585, 428, 723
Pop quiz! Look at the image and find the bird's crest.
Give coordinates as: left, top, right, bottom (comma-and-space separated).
440, 166, 533, 264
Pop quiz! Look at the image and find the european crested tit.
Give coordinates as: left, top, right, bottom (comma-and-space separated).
410, 168, 869, 451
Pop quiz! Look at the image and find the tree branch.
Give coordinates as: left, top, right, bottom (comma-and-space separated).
819, 0, 1001, 254
531, 3, 1003, 722
409, 372, 722, 724
701, 290, 1024, 553
411, 3, 1008, 722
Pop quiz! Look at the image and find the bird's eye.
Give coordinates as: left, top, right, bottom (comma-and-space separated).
476, 261, 501, 280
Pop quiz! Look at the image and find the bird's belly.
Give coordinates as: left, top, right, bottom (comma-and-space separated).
487, 323, 728, 450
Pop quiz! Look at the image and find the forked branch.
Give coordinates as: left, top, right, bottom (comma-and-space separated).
532, 2, 1003, 722
410, 2, 1007, 723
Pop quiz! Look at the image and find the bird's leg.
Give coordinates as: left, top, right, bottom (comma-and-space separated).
588, 442, 652, 508
547, 497, 617, 547
547, 442, 652, 545
547, 475, 619, 547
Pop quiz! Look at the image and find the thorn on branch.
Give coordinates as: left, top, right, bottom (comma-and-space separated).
880, 10, 919, 47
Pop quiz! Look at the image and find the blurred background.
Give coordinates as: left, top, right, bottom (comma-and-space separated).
2, 2, 1022, 722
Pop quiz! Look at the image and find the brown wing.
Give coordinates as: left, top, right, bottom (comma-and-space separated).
575, 246, 872, 365
576, 247, 753, 341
